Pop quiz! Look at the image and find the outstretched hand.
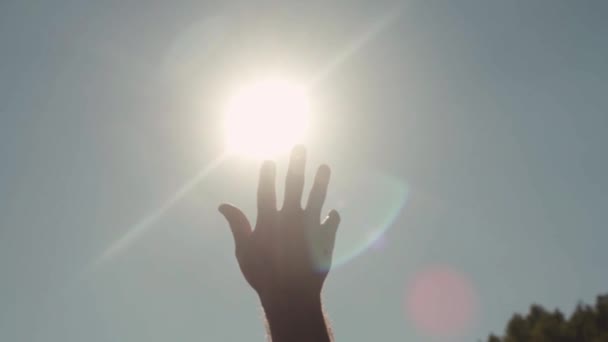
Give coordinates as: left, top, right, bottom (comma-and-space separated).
219, 145, 340, 304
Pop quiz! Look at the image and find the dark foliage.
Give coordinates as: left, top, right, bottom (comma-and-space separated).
487, 294, 608, 342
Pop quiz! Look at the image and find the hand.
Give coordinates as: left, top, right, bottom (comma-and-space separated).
219, 145, 340, 304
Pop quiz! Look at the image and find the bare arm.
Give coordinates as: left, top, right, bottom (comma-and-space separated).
262, 293, 331, 342
219, 145, 340, 342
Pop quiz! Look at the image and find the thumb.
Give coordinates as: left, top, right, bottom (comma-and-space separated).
218, 203, 251, 251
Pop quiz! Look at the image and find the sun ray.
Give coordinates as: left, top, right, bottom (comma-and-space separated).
81, 5, 404, 275
88, 153, 228, 270
310, 5, 405, 86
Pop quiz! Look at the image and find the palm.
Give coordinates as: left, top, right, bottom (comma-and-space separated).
219, 146, 340, 300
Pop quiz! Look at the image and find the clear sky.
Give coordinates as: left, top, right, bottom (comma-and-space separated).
1, 1, 607, 341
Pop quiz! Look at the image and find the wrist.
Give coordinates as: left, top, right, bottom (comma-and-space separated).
260, 293, 330, 342
260, 292, 322, 317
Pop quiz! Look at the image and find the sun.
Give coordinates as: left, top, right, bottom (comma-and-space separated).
224, 78, 310, 158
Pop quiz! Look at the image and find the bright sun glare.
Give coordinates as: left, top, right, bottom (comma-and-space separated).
224, 78, 310, 158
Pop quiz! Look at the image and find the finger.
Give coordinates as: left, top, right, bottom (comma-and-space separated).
283, 145, 306, 210
321, 210, 341, 251
306, 164, 331, 219
257, 160, 276, 224
219, 204, 252, 251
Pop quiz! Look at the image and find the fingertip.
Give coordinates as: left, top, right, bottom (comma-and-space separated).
218, 203, 229, 213
329, 209, 341, 223
218, 203, 238, 215
291, 145, 306, 159
324, 209, 341, 228
317, 164, 331, 182
261, 160, 276, 172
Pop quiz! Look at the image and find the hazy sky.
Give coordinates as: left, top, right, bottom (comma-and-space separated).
1, 1, 607, 341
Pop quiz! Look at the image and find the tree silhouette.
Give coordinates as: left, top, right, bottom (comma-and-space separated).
487, 294, 608, 342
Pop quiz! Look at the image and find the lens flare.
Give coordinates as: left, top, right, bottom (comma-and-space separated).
318, 172, 408, 269
405, 266, 478, 338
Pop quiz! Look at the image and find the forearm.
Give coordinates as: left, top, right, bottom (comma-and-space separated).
261, 294, 332, 342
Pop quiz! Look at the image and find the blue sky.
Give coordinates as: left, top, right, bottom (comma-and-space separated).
1, 1, 607, 341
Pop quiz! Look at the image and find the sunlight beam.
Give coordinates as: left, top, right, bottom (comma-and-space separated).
83, 4, 404, 274
90, 154, 228, 269
310, 5, 405, 86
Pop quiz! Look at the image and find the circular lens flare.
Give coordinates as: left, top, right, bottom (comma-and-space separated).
405, 266, 478, 338
311, 172, 408, 270
224, 78, 310, 159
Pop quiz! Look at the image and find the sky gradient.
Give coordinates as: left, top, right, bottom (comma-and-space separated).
1, 1, 607, 341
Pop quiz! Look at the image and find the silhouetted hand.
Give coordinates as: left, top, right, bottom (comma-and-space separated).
219, 145, 340, 342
